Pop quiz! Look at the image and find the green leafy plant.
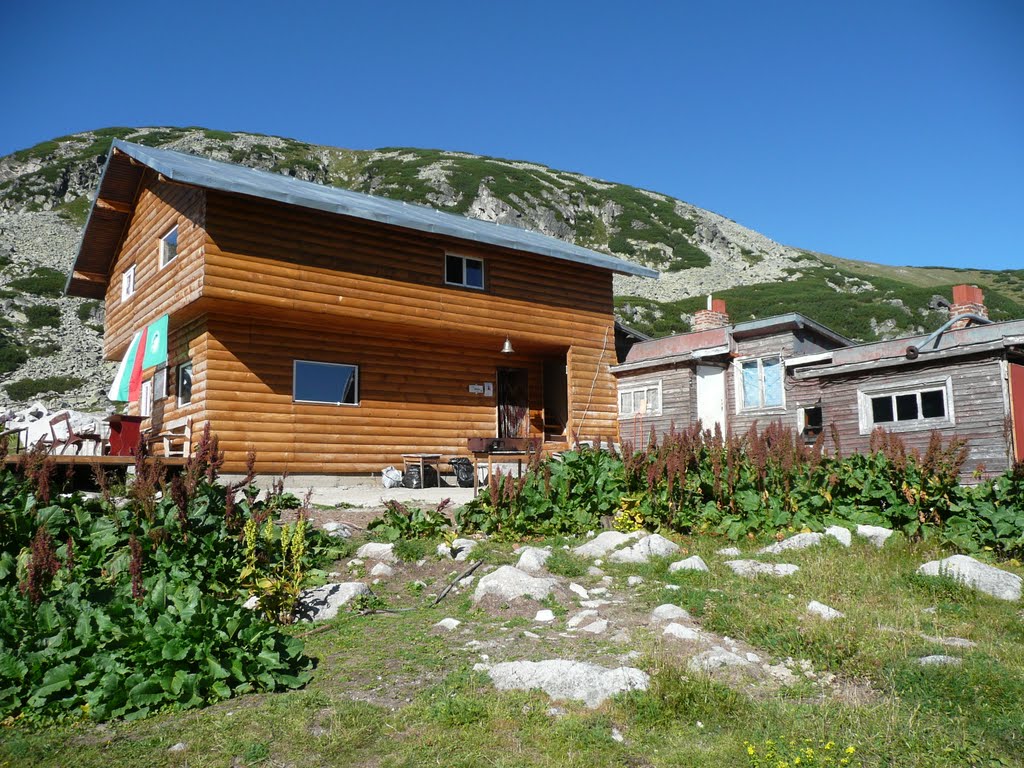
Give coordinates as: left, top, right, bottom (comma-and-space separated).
367, 499, 452, 542
0, 433, 329, 722
745, 739, 861, 767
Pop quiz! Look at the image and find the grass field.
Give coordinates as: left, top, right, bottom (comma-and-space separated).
4, 529, 1022, 768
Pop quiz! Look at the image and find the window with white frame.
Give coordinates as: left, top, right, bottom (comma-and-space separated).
444, 254, 484, 289
153, 365, 168, 401
140, 379, 153, 418
619, 382, 662, 418
859, 380, 953, 432
293, 360, 359, 405
177, 362, 193, 407
738, 356, 783, 410
160, 226, 179, 268
121, 265, 136, 300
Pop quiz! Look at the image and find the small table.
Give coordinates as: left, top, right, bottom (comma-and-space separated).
401, 453, 443, 489
472, 450, 531, 495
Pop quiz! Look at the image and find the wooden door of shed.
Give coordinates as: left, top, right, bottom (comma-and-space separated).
1010, 363, 1024, 462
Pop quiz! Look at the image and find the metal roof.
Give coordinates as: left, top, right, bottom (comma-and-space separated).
730, 313, 853, 348
72, 140, 658, 290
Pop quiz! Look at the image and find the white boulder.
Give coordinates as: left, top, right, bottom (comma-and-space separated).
758, 532, 824, 555
663, 623, 701, 641
608, 534, 680, 564
295, 582, 371, 621
824, 526, 852, 547
806, 600, 844, 620
473, 566, 558, 603
669, 556, 709, 573
356, 542, 397, 563
917, 555, 1021, 601
725, 560, 799, 578
516, 546, 552, 573
474, 659, 649, 708
573, 530, 645, 559
650, 604, 691, 623
856, 525, 895, 548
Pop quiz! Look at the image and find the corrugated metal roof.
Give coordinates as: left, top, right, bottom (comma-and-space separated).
102, 140, 659, 279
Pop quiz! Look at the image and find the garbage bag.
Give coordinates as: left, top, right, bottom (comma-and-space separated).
402, 463, 438, 489
381, 466, 403, 488
449, 457, 475, 488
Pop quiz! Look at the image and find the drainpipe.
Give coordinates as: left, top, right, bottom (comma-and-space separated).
905, 313, 992, 359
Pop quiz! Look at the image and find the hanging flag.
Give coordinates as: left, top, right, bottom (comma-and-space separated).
141, 315, 168, 369
107, 315, 169, 402
108, 330, 143, 402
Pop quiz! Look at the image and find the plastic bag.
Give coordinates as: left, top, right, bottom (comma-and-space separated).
449, 457, 475, 488
381, 466, 403, 488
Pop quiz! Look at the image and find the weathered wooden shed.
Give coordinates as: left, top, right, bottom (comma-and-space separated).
66, 141, 656, 477
611, 300, 850, 446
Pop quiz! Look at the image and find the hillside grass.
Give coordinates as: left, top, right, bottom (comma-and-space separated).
4, 529, 1021, 768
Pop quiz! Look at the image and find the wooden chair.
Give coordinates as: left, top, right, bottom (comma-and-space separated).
48, 413, 102, 456
148, 417, 194, 458
0, 425, 30, 454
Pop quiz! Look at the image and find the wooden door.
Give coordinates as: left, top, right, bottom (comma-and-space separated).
497, 368, 529, 438
696, 365, 726, 433
1010, 363, 1024, 462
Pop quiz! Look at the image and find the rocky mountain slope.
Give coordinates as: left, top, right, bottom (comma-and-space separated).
1, 126, 1022, 411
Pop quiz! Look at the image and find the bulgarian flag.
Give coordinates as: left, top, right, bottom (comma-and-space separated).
108, 315, 169, 402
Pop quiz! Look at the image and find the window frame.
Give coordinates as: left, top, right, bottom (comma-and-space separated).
292, 360, 360, 406
857, 377, 954, 434
618, 380, 663, 419
121, 265, 136, 301
444, 253, 485, 290
159, 225, 179, 269
735, 355, 786, 412
153, 365, 168, 402
140, 379, 153, 418
177, 362, 193, 408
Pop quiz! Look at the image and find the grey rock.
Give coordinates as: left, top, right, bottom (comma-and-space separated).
438, 538, 478, 561
534, 609, 555, 622
580, 619, 608, 634
806, 600, 844, 620
321, 521, 352, 539
569, 582, 590, 599
717, 546, 742, 556
856, 525, 895, 548
474, 659, 649, 707
573, 530, 645, 559
918, 655, 962, 666
917, 555, 1021, 601
669, 556, 709, 573
609, 533, 680, 563
369, 562, 393, 577
758, 532, 824, 554
355, 542, 397, 563
433, 618, 461, 631
663, 623, 701, 641
295, 582, 371, 622
516, 546, 552, 573
825, 525, 852, 547
688, 646, 750, 672
473, 566, 558, 603
587, 566, 605, 577
168, 742, 187, 753
626, 575, 645, 586
650, 604, 691, 623
567, 609, 599, 628
724, 560, 799, 578
920, 634, 977, 648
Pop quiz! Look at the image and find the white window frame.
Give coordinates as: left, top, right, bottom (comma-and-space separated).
857, 377, 955, 434
734, 355, 786, 412
796, 404, 824, 441
618, 380, 662, 418
159, 225, 179, 268
121, 265, 136, 301
293, 360, 360, 406
444, 253, 485, 290
177, 362, 193, 408
140, 379, 153, 418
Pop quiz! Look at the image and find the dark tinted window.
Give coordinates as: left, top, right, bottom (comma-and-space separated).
895, 394, 919, 421
871, 396, 894, 423
294, 361, 358, 405
921, 389, 946, 419
445, 254, 462, 285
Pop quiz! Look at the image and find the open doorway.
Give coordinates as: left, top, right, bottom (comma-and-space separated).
497, 367, 529, 438
543, 358, 568, 441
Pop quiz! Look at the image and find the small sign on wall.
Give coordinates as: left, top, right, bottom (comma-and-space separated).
468, 383, 495, 396
468, 384, 484, 394
484, 382, 494, 397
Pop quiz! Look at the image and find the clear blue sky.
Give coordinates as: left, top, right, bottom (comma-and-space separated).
3, 1, 1021, 270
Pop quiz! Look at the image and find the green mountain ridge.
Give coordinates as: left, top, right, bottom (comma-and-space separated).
1, 126, 1022, 410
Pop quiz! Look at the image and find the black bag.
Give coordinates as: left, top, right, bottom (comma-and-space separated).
450, 457, 475, 488
402, 463, 438, 489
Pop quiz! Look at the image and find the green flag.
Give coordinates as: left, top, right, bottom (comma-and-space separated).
141, 315, 168, 369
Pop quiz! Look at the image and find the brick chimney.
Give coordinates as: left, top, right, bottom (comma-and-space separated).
692, 297, 730, 332
949, 284, 988, 330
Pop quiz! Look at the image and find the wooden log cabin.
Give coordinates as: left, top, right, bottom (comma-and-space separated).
613, 288, 1024, 479
66, 141, 657, 477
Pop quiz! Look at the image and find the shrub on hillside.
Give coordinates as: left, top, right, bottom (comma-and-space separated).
8, 267, 66, 298
3, 375, 83, 401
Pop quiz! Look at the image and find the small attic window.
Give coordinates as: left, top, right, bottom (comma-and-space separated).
445, 254, 484, 290
160, 226, 179, 268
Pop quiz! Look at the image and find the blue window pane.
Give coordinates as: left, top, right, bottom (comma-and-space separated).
742, 361, 760, 408
294, 361, 358, 405
465, 258, 484, 288
763, 358, 782, 406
